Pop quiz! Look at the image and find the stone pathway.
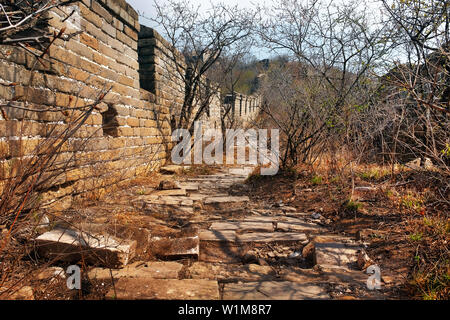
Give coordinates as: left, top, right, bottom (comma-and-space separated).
36, 165, 385, 300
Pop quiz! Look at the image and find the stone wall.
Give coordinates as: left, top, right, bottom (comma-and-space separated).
138, 26, 222, 131
0, 0, 170, 210
0, 0, 257, 211
223, 93, 261, 126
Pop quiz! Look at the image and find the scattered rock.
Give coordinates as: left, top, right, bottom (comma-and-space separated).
302, 242, 315, 261
311, 213, 322, 219
357, 249, 374, 270
257, 258, 269, 266
424, 157, 434, 169
289, 251, 302, 259
36, 267, 66, 281
405, 158, 421, 169
2, 286, 34, 300
382, 275, 394, 284
157, 179, 181, 190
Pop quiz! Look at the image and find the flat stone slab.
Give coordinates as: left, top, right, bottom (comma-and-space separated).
35, 228, 136, 268
186, 193, 208, 201
237, 232, 308, 244
106, 279, 219, 300
228, 167, 254, 176
243, 216, 275, 223
204, 196, 250, 204
210, 222, 274, 233
89, 261, 183, 280
314, 243, 361, 267
277, 222, 325, 233
152, 189, 187, 197
149, 236, 199, 258
318, 265, 368, 286
223, 281, 330, 300
178, 183, 199, 191
189, 263, 276, 281
160, 165, 187, 175
284, 212, 311, 218
199, 230, 237, 242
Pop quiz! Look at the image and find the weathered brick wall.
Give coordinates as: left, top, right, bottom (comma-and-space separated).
138, 26, 223, 130
0, 0, 258, 211
0, 0, 170, 210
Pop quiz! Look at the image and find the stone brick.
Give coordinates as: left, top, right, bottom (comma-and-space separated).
126, 117, 139, 127
92, 1, 113, 23
80, 33, 99, 51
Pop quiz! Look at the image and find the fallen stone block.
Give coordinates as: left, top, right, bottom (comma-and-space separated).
223, 281, 330, 300
77, 223, 151, 256
35, 228, 136, 268
106, 278, 219, 300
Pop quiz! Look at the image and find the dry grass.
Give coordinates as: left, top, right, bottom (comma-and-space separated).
244, 152, 449, 300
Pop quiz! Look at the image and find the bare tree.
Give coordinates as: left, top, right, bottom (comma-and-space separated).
0, 1, 80, 55
377, 0, 450, 169
146, 0, 255, 133
255, 0, 393, 167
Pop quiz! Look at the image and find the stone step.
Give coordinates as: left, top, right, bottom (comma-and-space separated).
89, 261, 184, 280
222, 281, 330, 300
314, 242, 362, 268
276, 222, 325, 233
199, 230, 237, 242
178, 182, 199, 191
188, 262, 276, 281
210, 221, 274, 233
151, 189, 187, 197
204, 196, 250, 205
236, 232, 308, 244
106, 278, 220, 300
35, 227, 136, 268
